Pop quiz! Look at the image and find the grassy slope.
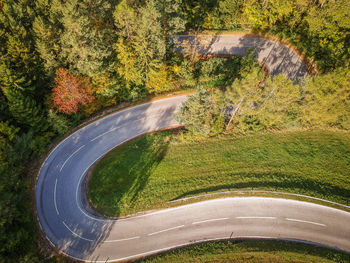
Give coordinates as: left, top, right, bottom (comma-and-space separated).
137, 241, 350, 263
88, 130, 350, 217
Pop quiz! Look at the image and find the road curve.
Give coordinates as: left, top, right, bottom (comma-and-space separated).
36, 36, 349, 262
174, 34, 309, 79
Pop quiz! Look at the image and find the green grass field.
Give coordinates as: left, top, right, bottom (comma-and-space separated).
137, 240, 350, 263
88, 129, 350, 217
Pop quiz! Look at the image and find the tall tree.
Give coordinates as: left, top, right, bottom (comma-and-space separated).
174, 87, 226, 136
114, 0, 166, 89
305, 0, 350, 70
157, 0, 186, 39
0, 63, 47, 131
52, 68, 95, 114
300, 68, 350, 129
146, 64, 175, 94
204, 0, 245, 29
33, 0, 116, 78
255, 74, 301, 129
0, 0, 47, 97
182, 0, 219, 29
243, 0, 296, 30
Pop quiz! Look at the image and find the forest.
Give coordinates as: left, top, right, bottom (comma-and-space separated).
0, 0, 349, 262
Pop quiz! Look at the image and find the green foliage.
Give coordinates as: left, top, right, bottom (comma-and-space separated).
300, 68, 350, 129
243, 0, 296, 30
0, 121, 19, 143
47, 109, 71, 135
0, 0, 47, 96
197, 50, 259, 87
178, 59, 196, 87
146, 64, 175, 94
174, 87, 225, 136
174, 87, 212, 136
258, 75, 301, 129
0, 63, 47, 132
0, 131, 41, 262
33, 0, 116, 78
114, 0, 166, 89
305, 0, 350, 70
114, 0, 186, 94
177, 67, 349, 134
182, 0, 219, 30
204, 0, 245, 30
158, 0, 186, 37
229, 74, 300, 131
91, 73, 128, 107
115, 38, 144, 86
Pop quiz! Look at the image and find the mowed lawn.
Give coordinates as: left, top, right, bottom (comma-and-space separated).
138, 240, 350, 263
88, 130, 350, 216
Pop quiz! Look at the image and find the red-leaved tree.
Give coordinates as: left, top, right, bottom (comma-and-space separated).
52, 68, 95, 114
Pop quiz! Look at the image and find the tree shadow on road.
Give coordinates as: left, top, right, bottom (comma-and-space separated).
86, 106, 178, 218
59, 102, 180, 261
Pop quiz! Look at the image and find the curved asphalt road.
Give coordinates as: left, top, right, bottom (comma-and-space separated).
36, 35, 349, 262
174, 35, 309, 79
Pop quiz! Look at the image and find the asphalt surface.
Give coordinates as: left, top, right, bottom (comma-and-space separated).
36, 36, 349, 262
174, 35, 309, 79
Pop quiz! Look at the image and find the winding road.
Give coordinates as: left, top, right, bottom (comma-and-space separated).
36, 35, 350, 262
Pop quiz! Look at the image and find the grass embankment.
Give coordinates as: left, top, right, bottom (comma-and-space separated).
137, 240, 350, 263
88, 130, 350, 217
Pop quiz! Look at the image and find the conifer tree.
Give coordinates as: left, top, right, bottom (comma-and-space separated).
157, 0, 186, 39
33, 0, 116, 77
174, 87, 213, 136
0, 63, 47, 131
0, 0, 47, 96
114, 0, 165, 87
256, 74, 301, 129
300, 68, 350, 129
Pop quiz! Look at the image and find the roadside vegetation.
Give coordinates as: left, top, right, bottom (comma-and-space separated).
138, 240, 350, 263
1, 0, 349, 261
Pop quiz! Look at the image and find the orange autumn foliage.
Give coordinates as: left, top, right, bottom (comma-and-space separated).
52, 68, 95, 114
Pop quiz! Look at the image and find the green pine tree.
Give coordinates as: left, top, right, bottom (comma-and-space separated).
0, 0, 47, 96
0, 63, 47, 131
114, 0, 166, 87
33, 0, 116, 77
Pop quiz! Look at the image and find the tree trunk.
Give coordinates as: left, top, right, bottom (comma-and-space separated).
226, 97, 244, 130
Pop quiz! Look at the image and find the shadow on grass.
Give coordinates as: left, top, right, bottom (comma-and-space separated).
171, 172, 350, 204
136, 240, 350, 263
127, 135, 170, 204
89, 132, 171, 217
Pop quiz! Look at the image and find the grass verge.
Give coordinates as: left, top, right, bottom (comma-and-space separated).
136, 240, 350, 263
88, 129, 350, 217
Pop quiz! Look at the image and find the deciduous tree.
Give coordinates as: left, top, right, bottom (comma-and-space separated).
52, 68, 95, 114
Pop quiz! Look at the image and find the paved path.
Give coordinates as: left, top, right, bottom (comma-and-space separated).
175, 35, 308, 79
35, 36, 349, 262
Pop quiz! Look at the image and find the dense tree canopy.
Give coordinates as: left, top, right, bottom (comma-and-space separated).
0, 0, 349, 261
176, 68, 350, 136
33, 0, 116, 78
